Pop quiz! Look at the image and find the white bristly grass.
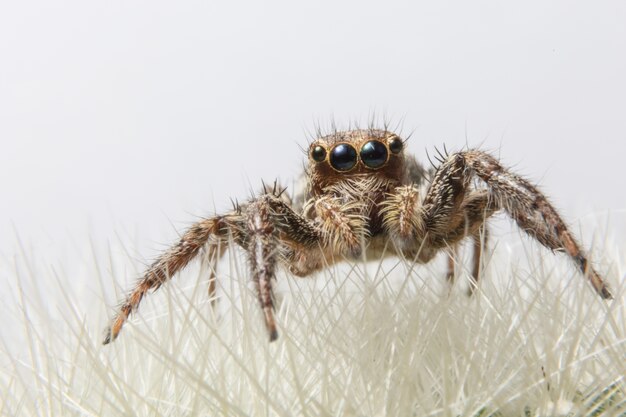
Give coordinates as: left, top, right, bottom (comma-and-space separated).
1, 213, 624, 416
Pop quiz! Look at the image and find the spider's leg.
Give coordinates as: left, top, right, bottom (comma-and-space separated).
444, 236, 486, 291
103, 216, 234, 344
246, 197, 280, 340
425, 188, 496, 293
104, 190, 322, 345
446, 246, 457, 285
468, 225, 489, 296
445, 150, 611, 299
245, 192, 369, 340
422, 153, 473, 236
243, 193, 322, 341
205, 241, 227, 304
448, 190, 493, 295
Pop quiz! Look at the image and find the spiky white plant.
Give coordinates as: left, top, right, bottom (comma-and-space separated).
1, 214, 624, 416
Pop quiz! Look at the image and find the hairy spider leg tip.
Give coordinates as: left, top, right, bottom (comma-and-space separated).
600, 286, 613, 300
269, 329, 279, 342
102, 328, 113, 345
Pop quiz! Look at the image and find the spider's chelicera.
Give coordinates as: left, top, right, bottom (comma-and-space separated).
103, 129, 612, 344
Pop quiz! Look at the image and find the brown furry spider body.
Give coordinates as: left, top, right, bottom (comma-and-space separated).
103, 129, 612, 344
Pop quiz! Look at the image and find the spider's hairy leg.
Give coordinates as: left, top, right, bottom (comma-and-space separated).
450, 191, 494, 295
446, 246, 457, 285
103, 216, 232, 345
103, 191, 321, 344
243, 193, 321, 341
422, 153, 472, 235
444, 238, 485, 295
464, 150, 611, 299
427, 188, 496, 293
246, 198, 279, 341
468, 226, 488, 295
204, 242, 227, 305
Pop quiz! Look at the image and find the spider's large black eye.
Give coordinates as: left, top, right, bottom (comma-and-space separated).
388, 136, 403, 154
329, 143, 358, 171
311, 145, 327, 162
360, 140, 388, 169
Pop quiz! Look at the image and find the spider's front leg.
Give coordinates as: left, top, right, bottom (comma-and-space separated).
101, 194, 314, 344
242, 194, 319, 340
427, 150, 612, 299
465, 150, 612, 298
103, 215, 233, 344
240, 192, 370, 340
103, 188, 363, 344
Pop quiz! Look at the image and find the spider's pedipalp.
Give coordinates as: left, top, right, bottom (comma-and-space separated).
380, 185, 425, 249
314, 196, 368, 256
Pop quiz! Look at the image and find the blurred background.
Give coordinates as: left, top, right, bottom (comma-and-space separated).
1, 0, 625, 258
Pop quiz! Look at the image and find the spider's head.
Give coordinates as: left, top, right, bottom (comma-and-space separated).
307, 129, 406, 194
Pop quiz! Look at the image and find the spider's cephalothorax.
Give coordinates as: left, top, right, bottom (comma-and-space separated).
103, 129, 612, 344
300, 130, 415, 250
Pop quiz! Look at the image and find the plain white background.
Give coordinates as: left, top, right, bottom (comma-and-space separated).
1, 0, 625, 258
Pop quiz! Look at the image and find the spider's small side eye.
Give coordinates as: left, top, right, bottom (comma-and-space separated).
311, 145, 327, 162
360, 140, 388, 169
329, 143, 358, 171
388, 136, 403, 154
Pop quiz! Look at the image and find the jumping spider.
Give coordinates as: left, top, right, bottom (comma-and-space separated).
103, 129, 612, 344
